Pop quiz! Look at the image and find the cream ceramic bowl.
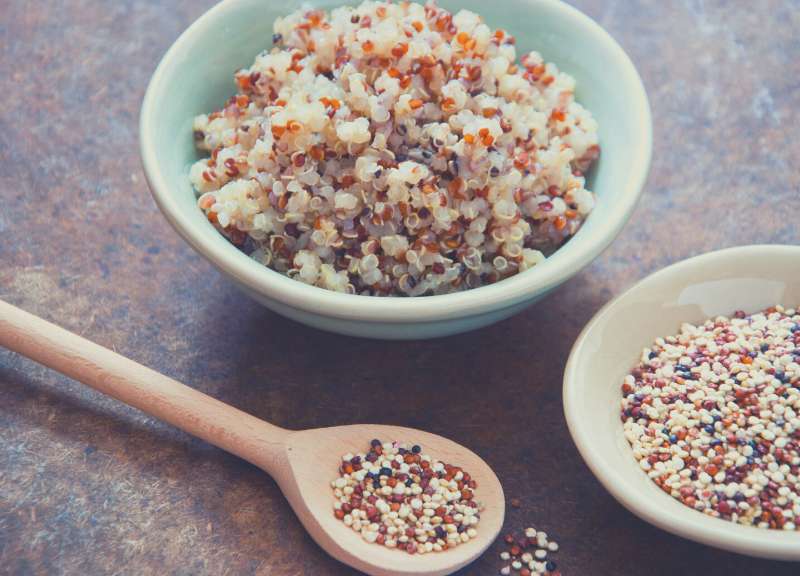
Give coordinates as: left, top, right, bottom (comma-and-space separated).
140, 0, 652, 339
564, 244, 800, 560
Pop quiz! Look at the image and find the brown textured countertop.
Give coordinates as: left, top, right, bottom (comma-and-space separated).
1, 1, 798, 574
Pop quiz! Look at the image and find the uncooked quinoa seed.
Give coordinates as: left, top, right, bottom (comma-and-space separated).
331, 440, 481, 554
621, 305, 800, 530
498, 527, 561, 575
190, 0, 600, 296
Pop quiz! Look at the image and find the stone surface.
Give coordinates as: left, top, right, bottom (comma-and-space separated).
1, 0, 798, 574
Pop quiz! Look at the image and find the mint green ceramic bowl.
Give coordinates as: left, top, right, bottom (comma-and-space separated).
140, 0, 652, 340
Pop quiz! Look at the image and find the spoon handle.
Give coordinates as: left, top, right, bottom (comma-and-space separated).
0, 299, 290, 472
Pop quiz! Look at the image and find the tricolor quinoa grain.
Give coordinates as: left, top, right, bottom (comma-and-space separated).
622, 306, 800, 530
190, 1, 600, 296
332, 440, 481, 554
499, 527, 561, 575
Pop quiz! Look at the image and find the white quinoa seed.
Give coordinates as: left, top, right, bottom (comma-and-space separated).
190, 0, 600, 296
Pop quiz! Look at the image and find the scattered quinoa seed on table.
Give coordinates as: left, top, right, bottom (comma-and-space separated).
331, 439, 481, 554
190, 0, 600, 296
621, 305, 800, 530
498, 527, 561, 575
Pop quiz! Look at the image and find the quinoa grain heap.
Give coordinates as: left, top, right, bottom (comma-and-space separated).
190, 0, 600, 295
499, 528, 561, 575
331, 439, 481, 554
621, 305, 800, 530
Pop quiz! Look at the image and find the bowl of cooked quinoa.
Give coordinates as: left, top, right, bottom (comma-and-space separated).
140, 0, 651, 339
564, 245, 800, 560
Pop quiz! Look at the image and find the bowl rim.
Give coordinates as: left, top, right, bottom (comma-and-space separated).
563, 243, 800, 560
140, 0, 652, 323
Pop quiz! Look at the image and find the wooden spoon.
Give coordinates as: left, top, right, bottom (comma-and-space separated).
0, 299, 505, 575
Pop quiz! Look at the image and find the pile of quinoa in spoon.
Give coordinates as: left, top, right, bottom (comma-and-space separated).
331, 440, 481, 554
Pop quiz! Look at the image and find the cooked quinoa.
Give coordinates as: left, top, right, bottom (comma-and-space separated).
190, 0, 600, 296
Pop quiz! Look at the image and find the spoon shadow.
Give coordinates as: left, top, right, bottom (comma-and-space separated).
0, 360, 260, 480
0, 359, 363, 573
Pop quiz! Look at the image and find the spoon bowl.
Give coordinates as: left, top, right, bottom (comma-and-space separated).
0, 300, 504, 575
275, 425, 504, 575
